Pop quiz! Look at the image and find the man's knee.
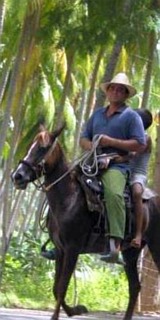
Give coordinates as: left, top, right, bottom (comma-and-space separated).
132, 183, 143, 202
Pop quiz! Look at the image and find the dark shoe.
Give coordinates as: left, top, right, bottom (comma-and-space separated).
41, 249, 56, 260
100, 251, 125, 266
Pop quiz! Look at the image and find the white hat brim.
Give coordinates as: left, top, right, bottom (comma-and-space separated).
100, 82, 137, 98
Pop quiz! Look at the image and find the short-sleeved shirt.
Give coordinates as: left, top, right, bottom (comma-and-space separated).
130, 133, 150, 176
81, 104, 146, 173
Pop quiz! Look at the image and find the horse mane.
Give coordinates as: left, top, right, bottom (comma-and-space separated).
34, 131, 70, 175
34, 131, 51, 147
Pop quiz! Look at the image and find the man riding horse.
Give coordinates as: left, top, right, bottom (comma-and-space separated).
80, 72, 146, 265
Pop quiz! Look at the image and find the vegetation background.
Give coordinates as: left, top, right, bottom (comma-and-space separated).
0, 0, 160, 314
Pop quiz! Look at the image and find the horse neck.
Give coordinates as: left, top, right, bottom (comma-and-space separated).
44, 150, 84, 217
44, 149, 75, 195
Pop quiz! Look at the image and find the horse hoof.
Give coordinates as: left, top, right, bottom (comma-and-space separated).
64, 304, 88, 317
74, 305, 88, 315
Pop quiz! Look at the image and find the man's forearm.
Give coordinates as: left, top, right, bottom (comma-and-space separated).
80, 138, 92, 151
100, 135, 145, 152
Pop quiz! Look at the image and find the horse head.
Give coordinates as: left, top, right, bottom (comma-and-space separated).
11, 124, 65, 190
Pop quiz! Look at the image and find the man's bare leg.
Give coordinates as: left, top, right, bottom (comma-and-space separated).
131, 183, 143, 248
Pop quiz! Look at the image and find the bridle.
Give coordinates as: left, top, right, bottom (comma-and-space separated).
19, 159, 40, 175
16, 159, 46, 190
13, 138, 58, 192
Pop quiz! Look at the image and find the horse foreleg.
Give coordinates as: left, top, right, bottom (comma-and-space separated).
51, 249, 87, 320
53, 250, 64, 300
61, 251, 88, 317
51, 250, 65, 320
123, 249, 141, 320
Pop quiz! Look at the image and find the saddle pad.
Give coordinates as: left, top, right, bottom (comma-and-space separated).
142, 187, 157, 200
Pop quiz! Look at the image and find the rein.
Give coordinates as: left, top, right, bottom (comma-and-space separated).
79, 135, 118, 177
79, 135, 102, 177
44, 135, 119, 191
43, 150, 98, 192
39, 135, 104, 192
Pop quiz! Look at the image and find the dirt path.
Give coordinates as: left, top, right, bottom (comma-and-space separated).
0, 308, 160, 319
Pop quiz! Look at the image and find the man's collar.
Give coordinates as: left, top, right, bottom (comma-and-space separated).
103, 104, 127, 114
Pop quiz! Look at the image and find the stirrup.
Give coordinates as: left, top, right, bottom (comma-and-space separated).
100, 238, 125, 265
101, 251, 125, 266
41, 249, 56, 260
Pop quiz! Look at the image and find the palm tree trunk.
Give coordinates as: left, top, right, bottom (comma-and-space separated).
55, 49, 75, 128
141, 31, 157, 109
72, 47, 105, 158
153, 121, 160, 195
0, 57, 11, 104
85, 46, 105, 118
94, 40, 122, 109
0, 0, 6, 41
32, 192, 46, 238
72, 89, 87, 159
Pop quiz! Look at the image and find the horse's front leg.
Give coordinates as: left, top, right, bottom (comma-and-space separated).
61, 250, 88, 317
51, 249, 65, 320
51, 248, 87, 320
122, 248, 141, 320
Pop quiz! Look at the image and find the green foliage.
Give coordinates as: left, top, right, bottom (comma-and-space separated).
63, 98, 76, 154
1, 237, 128, 312
1, 234, 54, 308
2, 141, 10, 160
7, 0, 28, 23
1, 256, 54, 309
67, 267, 128, 311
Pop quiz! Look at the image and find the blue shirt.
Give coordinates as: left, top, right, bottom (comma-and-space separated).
81, 105, 146, 173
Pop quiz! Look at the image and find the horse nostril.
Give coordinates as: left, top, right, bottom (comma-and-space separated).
18, 173, 23, 180
14, 172, 23, 181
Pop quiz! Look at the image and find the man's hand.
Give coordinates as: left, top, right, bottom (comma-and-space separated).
80, 137, 93, 151
100, 134, 113, 147
98, 156, 111, 169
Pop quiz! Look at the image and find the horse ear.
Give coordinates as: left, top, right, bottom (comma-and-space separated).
41, 132, 50, 147
39, 124, 46, 132
52, 122, 66, 139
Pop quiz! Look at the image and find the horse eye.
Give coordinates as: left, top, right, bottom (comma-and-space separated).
39, 146, 47, 155
40, 146, 47, 151
38, 146, 50, 158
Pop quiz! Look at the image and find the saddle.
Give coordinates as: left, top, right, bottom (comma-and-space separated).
79, 172, 131, 215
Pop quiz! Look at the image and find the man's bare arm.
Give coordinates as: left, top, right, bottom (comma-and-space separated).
99, 134, 146, 152
80, 137, 92, 151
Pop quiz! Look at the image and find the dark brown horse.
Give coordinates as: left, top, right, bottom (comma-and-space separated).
11, 125, 160, 320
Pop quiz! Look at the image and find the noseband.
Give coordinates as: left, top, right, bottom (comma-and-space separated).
19, 159, 39, 175
18, 159, 46, 190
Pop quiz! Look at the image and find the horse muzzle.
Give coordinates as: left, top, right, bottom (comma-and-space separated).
11, 170, 30, 190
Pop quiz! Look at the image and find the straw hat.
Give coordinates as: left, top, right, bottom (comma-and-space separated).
100, 72, 137, 98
